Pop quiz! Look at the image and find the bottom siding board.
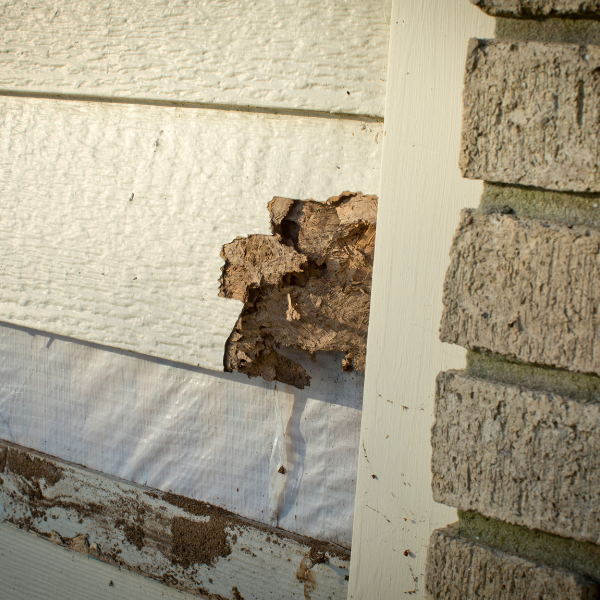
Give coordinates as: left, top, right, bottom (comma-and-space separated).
0, 521, 196, 600
0, 441, 350, 600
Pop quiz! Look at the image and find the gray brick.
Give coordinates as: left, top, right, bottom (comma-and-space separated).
440, 211, 600, 375
470, 0, 600, 17
460, 39, 600, 192
432, 370, 600, 543
425, 528, 599, 600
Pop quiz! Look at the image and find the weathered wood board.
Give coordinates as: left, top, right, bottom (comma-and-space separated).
460, 39, 600, 192
0, 95, 382, 372
0, 441, 350, 600
440, 211, 600, 375
0, 0, 391, 117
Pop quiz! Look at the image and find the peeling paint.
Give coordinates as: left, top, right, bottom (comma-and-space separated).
219, 191, 377, 388
1, 441, 350, 599
171, 516, 232, 568
296, 549, 329, 600
6, 448, 63, 487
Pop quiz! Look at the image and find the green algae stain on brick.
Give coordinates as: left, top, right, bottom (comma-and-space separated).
455, 511, 600, 584
496, 17, 600, 45
466, 350, 600, 404
481, 182, 600, 229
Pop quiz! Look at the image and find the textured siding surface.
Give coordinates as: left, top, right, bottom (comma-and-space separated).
0, 0, 391, 117
0, 95, 381, 371
0, 523, 196, 600
460, 39, 600, 192
432, 370, 600, 543
440, 211, 600, 375
425, 528, 599, 600
0, 0, 389, 596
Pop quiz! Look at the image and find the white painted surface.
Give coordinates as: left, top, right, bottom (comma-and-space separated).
0, 323, 362, 548
0, 0, 391, 117
348, 2, 494, 599
0, 442, 350, 600
0, 523, 196, 600
0, 95, 381, 372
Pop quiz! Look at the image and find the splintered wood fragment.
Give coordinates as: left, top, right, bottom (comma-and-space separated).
219, 192, 378, 388
286, 294, 301, 322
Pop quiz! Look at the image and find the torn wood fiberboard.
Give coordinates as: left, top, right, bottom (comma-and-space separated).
0, 441, 350, 600
0, 0, 391, 117
0, 95, 382, 372
220, 192, 377, 388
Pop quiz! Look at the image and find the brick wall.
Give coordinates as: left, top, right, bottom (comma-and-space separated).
425, 2, 600, 598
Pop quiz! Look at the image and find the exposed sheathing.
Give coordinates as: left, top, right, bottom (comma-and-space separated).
219, 192, 377, 389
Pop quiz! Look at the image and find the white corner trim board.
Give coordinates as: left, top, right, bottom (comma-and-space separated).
0, 95, 382, 372
0, 0, 391, 118
348, 1, 494, 599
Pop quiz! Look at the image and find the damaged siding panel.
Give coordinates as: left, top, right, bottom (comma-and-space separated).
0, 94, 382, 372
0, 0, 391, 118
440, 211, 600, 375
460, 39, 600, 192
0, 322, 364, 547
0, 441, 350, 600
219, 192, 377, 388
